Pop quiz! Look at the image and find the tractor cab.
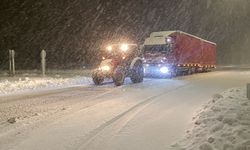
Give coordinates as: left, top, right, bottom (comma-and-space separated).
92, 43, 144, 86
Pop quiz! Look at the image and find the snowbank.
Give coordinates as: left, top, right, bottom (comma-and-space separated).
0, 76, 92, 95
172, 87, 250, 150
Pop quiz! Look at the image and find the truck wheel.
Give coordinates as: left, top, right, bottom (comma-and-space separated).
187, 68, 193, 75
191, 67, 196, 74
170, 68, 178, 78
130, 61, 144, 83
202, 67, 208, 73
194, 67, 199, 73
113, 66, 125, 86
92, 71, 104, 85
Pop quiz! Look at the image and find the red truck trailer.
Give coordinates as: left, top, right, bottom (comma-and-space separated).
143, 31, 216, 77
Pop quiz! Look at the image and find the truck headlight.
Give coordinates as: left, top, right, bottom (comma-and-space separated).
101, 65, 110, 71
160, 67, 169, 74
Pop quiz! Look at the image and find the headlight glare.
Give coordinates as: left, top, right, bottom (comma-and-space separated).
106, 46, 113, 51
120, 44, 129, 52
160, 67, 169, 74
101, 65, 110, 71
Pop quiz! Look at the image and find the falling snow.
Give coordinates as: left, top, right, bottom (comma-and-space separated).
1, 0, 250, 69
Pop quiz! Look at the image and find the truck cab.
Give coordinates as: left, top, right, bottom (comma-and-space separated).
143, 31, 177, 77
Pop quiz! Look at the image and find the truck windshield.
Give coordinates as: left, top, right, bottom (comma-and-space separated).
144, 45, 171, 53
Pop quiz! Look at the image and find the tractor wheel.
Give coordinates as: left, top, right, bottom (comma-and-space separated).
113, 66, 125, 86
92, 71, 104, 85
130, 61, 144, 83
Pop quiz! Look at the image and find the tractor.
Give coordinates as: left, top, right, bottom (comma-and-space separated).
92, 43, 144, 86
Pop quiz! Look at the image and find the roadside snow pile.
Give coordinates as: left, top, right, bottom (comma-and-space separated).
0, 76, 92, 95
172, 87, 250, 150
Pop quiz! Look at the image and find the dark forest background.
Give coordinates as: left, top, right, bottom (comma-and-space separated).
1, 0, 250, 69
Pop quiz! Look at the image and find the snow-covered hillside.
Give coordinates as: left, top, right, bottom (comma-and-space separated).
172, 87, 250, 150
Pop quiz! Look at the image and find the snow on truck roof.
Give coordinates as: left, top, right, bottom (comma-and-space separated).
144, 31, 216, 46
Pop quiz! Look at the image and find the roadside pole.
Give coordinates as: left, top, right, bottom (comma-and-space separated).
9, 50, 15, 76
9, 50, 12, 75
41, 50, 46, 76
247, 83, 250, 100
12, 50, 15, 75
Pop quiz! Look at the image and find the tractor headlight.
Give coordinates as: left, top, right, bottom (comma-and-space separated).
120, 44, 129, 52
100, 65, 110, 71
106, 46, 113, 52
160, 67, 169, 74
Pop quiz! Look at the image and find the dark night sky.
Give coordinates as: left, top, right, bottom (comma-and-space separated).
0, 0, 250, 69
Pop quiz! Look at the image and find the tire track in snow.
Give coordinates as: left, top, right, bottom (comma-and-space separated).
0, 79, 155, 140
78, 82, 192, 150
0, 78, 154, 104
0, 85, 106, 104
77, 73, 222, 149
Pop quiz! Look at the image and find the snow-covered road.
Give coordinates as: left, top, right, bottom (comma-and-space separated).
1, 70, 250, 150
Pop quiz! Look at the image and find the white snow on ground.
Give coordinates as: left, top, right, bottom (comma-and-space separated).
0, 76, 92, 95
172, 87, 250, 150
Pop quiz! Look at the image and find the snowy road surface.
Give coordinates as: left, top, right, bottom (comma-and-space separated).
0, 70, 250, 150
